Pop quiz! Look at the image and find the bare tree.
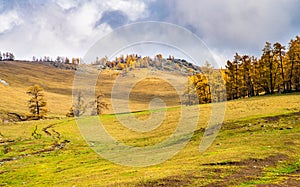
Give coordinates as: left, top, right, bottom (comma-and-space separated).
73, 91, 85, 117
96, 93, 108, 115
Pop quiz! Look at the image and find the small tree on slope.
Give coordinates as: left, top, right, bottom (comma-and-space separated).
26, 84, 47, 119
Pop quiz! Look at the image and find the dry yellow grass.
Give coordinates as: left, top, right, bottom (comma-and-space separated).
0, 61, 74, 115
0, 61, 187, 116
0, 92, 299, 186
1, 61, 300, 186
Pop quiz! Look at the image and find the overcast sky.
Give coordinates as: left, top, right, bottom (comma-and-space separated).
0, 0, 300, 66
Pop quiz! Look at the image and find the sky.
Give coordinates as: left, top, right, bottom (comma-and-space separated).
0, 0, 300, 66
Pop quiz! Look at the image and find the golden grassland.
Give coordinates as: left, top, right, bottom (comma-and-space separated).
0, 61, 299, 186
0, 61, 74, 115
0, 93, 299, 186
0, 61, 186, 116
0, 94, 300, 186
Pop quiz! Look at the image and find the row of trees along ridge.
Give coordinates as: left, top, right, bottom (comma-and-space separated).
0, 51, 15, 61
93, 54, 200, 74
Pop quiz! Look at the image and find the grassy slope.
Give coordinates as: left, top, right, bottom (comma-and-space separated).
0, 61, 186, 117
0, 93, 299, 186
0, 61, 74, 116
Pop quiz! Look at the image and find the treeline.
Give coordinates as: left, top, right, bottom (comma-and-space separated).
186, 35, 300, 104
183, 62, 225, 105
0, 51, 15, 61
94, 54, 153, 70
32, 56, 81, 65
94, 53, 200, 73
30, 56, 81, 70
225, 36, 300, 100
95, 54, 170, 70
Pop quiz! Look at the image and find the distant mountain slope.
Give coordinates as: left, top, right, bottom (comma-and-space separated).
0, 60, 188, 120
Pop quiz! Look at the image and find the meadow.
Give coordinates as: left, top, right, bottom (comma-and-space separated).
0, 61, 299, 186
0, 93, 299, 186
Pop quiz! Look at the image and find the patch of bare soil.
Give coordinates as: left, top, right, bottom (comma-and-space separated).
204, 154, 289, 187
256, 169, 300, 187
136, 174, 193, 187
134, 154, 291, 187
263, 116, 280, 122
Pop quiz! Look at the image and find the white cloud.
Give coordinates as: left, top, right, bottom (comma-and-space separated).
0, 10, 23, 33
105, 0, 148, 21
210, 50, 233, 68
1, 0, 299, 65
0, 0, 151, 59
0, 0, 150, 60
170, 0, 297, 55
53, 0, 80, 10
0, 1, 113, 59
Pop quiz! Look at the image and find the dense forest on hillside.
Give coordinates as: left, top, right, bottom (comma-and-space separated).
186, 36, 300, 104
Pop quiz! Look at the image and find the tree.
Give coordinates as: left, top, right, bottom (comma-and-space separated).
199, 61, 226, 103
286, 36, 300, 91
66, 107, 75, 117
250, 56, 262, 95
183, 61, 225, 104
225, 53, 242, 100
95, 93, 108, 115
273, 42, 286, 92
240, 55, 255, 97
26, 84, 47, 119
260, 42, 280, 94
193, 73, 210, 104
183, 75, 198, 105
65, 57, 70, 64
72, 91, 85, 117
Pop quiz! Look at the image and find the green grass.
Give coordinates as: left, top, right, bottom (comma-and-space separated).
0, 93, 300, 186
241, 160, 300, 186
1, 61, 300, 186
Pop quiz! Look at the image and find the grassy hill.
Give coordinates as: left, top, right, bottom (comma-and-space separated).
0, 93, 299, 186
0, 61, 299, 186
0, 61, 186, 119
0, 61, 74, 116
